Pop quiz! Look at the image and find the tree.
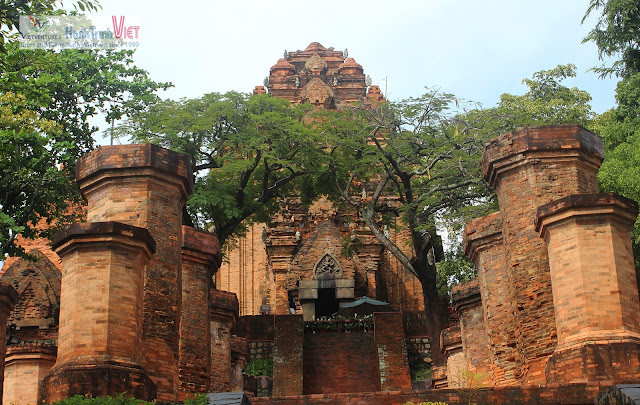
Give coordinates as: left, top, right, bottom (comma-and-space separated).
583, 0, 640, 77
128, 92, 326, 248
0, 43, 171, 258
321, 66, 596, 365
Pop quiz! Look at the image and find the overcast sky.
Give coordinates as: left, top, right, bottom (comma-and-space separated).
93, 0, 617, 118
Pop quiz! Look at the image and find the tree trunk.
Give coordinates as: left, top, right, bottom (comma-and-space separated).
415, 259, 445, 366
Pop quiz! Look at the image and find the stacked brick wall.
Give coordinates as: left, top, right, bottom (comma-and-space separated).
374, 312, 412, 391
178, 226, 221, 399
303, 332, 379, 394
480, 124, 604, 384
75, 144, 192, 400
209, 289, 239, 392
440, 325, 464, 388
451, 279, 493, 387
43, 222, 156, 400
252, 383, 605, 405
463, 213, 519, 385
0, 282, 18, 403
273, 315, 304, 396
536, 193, 640, 384
3, 343, 56, 405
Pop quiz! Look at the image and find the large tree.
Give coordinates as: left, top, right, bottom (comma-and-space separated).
321, 65, 595, 365
0, 42, 170, 258
127, 92, 327, 248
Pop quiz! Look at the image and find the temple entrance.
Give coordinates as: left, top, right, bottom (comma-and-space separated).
315, 288, 339, 319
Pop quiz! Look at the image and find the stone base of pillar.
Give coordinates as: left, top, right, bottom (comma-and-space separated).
42, 360, 156, 401
545, 341, 640, 384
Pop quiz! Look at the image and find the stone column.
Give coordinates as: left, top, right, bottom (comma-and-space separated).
272, 315, 304, 396
0, 282, 18, 403
374, 312, 412, 391
536, 193, 640, 383
179, 226, 221, 399
481, 124, 604, 384
76, 144, 192, 400
463, 213, 519, 386
43, 222, 156, 401
451, 279, 493, 387
3, 343, 56, 405
209, 289, 239, 392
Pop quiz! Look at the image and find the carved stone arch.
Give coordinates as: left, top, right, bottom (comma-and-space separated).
300, 78, 335, 108
313, 253, 343, 280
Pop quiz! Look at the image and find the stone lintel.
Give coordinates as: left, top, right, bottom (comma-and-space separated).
210, 289, 239, 325
51, 221, 156, 258
0, 281, 18, 311
462, 212, 503, 262
481, 124, 604, 186
451, 278, 481, 315
440, 325, 463, 355
76, 143, 193, 198
535, 193, 639, 239
182, 226, 222, 269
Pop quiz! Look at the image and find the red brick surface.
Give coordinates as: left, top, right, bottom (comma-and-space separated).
76, 144, 192, 400
303, 331, 379, 394
273, 315, 304, 396
479, 125, 604, 384
0, 282, 18, 403
4, 343, 56, 405
374, 312, 411, 391
209, 289, 239, 392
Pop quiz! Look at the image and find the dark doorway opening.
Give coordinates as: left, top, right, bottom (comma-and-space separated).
315, 288, 339, 319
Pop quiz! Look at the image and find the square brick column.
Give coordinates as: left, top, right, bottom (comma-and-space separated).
0, 282, 18, 404
452, 279, 493, 387
481, 124, 604, 384
43, 222, 156, 401
272, 315, 303, 396
179, 226, 221, 399
374, 312, 412, 391
76, 144, 192, 400
463, 213, 519, 386
536, 193, 640, 384
209, 289, 239, 392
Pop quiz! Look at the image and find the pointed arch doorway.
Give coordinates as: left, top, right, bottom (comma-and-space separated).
298, 253, 354, 320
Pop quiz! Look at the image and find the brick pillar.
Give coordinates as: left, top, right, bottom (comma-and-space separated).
43, 222, 156, 401
451, 279, 493, 387
209, 289, 239, 392
481, 124, 604, 384
0, 282, 18, 403
272, 315, 303, 396
463, 213, 519, 386
266, 245, 296, 315
4, 343, 56, 405
440, 325, 464, 388
76, 144, 192, 400
374, 312, 411, 391
179, 226, 221, 399
536, 193, 640, 383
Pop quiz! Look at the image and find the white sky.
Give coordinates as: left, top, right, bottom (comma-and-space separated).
93, 0, 617, 122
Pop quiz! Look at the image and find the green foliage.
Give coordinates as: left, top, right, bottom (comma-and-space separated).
128, 92, 326, 247
436, 248, 477, 302
242, 357, 274, 377
583, 0, 640, 77
409, 363, 432, 382
52, 393, 154, 405
0, 42, 170, 258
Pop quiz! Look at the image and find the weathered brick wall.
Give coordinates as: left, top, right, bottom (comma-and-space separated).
452, 279, 493, 387
536, 193, 640, 384
43, 222, 156, 401
178, 226, 221, 399
273, 315, 304, 396
0, 282, 18, 403
374, 312, 411, 391
233, 315, 275, 341
209, 289, 239, 393
252, 383, 605, 405
463, 213, 519, 386
303, 331, 379, 394
481, 124, 604, 384
76, 144, 192, 400
3, 343, 56, 405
